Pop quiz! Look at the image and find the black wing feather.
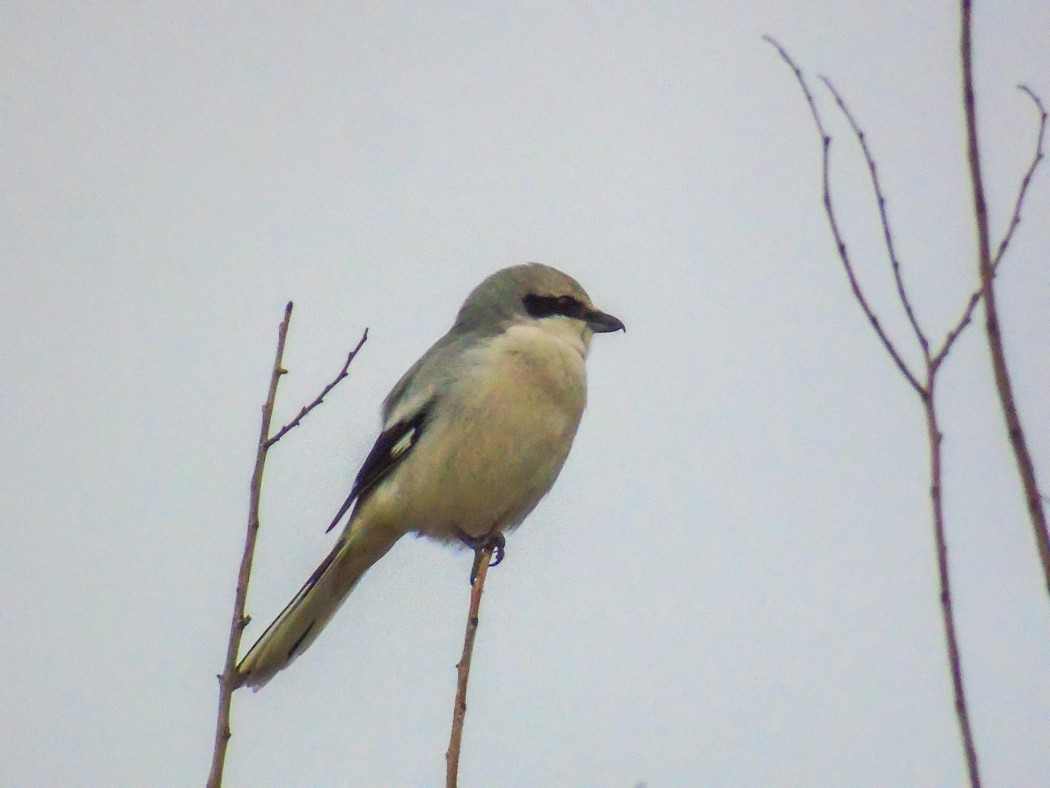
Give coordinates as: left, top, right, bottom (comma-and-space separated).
325, 401, 432, 533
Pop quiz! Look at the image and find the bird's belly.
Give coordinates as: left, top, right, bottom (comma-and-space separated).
376, 334, 587, 542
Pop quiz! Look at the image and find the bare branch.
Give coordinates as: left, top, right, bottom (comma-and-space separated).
923, 387, 981, 788
762, 36, 830, 146
932, 288, 982, 373
820, 76, 930, 359
763, 36, 925, 398
445, 547, 495, 788
993, 85, 1047, 266
767, 31, 997, 786
960, 0, 1050, 601
208, 302, 295, 788
935, 84, 1047, 370
266, 329, 369, 448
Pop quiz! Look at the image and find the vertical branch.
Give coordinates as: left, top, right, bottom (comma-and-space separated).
445, 547, 495, 788
959, 0, 1050, 599
924, 380, 982, 787
207, 302, 294, 788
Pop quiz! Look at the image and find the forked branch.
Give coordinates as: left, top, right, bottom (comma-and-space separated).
766, 19, 1047, 783
762, 35, 925, 398
207, 306, 368, 787
208, 302, 294, 788
764, 35, 986, 787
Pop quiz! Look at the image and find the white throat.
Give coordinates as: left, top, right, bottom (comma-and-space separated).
536, 314, 592, 359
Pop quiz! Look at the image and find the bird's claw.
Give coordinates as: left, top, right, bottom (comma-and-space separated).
457, 530, 506, 585
489, 537, 505, 568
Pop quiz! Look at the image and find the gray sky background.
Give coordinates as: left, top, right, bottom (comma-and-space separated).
3, 3, 1048, 786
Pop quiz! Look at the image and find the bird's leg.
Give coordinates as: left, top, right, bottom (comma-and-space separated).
455, 529, 506, 585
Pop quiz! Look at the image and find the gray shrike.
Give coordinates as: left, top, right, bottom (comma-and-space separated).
236, 263, 624, 688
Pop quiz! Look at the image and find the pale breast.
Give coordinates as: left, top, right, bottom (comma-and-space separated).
374, 324, 590, 542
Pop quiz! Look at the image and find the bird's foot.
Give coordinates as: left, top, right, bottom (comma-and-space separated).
456, 529, 506, 585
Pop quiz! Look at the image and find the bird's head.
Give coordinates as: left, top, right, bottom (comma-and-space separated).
454, 263, 625, 348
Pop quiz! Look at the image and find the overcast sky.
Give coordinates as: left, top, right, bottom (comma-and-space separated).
3, 3, 1048, 786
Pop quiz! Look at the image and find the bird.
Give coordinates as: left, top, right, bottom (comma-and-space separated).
235, 263, 624, 689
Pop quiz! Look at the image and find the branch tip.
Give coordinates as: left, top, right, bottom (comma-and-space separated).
766, 37, 923, 396
266, 328, 370, 447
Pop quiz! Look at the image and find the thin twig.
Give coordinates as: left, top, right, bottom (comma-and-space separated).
445, 547, 495, 788
960, 0, 1050, 600
993, 86, 1047, 267
266, 329, 369, 448
931, 288, 982, 373
762, 35, 925, 398
207, 302, 294, 788
820, 75, 930, 359
934, 84, 1047, 371
924, 378, 981, 787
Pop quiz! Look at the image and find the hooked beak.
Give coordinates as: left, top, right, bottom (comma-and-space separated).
585, 308, 625, 334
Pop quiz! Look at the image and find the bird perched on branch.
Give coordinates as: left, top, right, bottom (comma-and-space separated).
236, 263, 624, 689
